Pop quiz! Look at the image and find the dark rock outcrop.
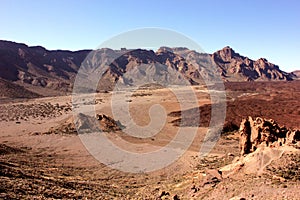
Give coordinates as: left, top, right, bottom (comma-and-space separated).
96, 114, 124, 132
73, 113, 123, 133
239, 116, 300, 155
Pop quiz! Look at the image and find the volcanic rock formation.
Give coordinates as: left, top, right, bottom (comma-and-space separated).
96, 114, 124, 132
212, 47, 294, 81
0, 40, 296, 96
74, 113, 123, 133
239, 116, 300, 155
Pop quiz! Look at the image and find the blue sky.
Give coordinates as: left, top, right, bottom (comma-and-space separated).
1, 0, 299, 71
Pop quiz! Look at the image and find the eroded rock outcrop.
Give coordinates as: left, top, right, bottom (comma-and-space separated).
74, 113, 124, 133
96, 114, 124, 132
239, 116, 300, 155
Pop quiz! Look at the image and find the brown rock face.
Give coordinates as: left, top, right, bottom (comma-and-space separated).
212, 47, 294, 81
74, 113, 124, 133
0, 78, 41, 98
239, 118, 252, 155
96, 114, 124, 132
0, 40, 296, 97
0, 40, 90, 94
239, 116, 300, 155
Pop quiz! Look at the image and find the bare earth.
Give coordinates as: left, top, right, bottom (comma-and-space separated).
0, 81, 299, 199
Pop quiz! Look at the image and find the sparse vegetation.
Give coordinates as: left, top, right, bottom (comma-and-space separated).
266, 153, 300, 181
0, 102, 71, 122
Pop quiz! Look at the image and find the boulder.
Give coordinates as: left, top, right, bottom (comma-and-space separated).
96, 114, 125, 132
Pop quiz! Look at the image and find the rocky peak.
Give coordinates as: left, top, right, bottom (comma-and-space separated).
211, 46, 293, 81
257, 58, 268, 63
157, 46, 174, 53
216, 46, 239, 61
0, 40, 296, 95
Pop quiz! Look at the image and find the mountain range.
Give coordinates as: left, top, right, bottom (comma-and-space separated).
0, 40, 297, 97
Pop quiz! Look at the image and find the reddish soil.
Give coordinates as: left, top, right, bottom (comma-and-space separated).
1, 81, 299, 199
170, 81, 300, 130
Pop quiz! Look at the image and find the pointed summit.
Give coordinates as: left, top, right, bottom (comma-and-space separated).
220, 46, 236, 56
222, 46, 234, 51
0, 40, 295, 95
213, 46, 239, 62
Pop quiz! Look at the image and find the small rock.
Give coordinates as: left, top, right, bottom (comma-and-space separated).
173, 194, 180, 200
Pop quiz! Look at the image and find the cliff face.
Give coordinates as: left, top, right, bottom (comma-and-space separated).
0, 40, 296, 96
0, 40, 90, 92
212, 46, 294, 81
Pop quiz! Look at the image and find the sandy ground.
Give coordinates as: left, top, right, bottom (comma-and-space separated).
0, 85, 299, 199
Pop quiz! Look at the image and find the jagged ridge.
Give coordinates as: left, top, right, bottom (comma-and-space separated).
0, 40, 296, 96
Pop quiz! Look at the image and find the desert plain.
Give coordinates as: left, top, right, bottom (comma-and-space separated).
0, 81, 299, 199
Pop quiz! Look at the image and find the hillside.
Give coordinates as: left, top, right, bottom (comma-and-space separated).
0, 78, 41, 99
0, 40, 296, 96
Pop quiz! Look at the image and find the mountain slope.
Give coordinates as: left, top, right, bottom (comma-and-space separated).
0, 40, 296, 96
0, 78, 41, 99
0, 40, 90, 93
212, 46, 294, 81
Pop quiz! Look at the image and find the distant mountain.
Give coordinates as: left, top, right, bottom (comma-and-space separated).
211, 46, 294, 81
0, 40, 296, 96
0, 40, 90, 94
